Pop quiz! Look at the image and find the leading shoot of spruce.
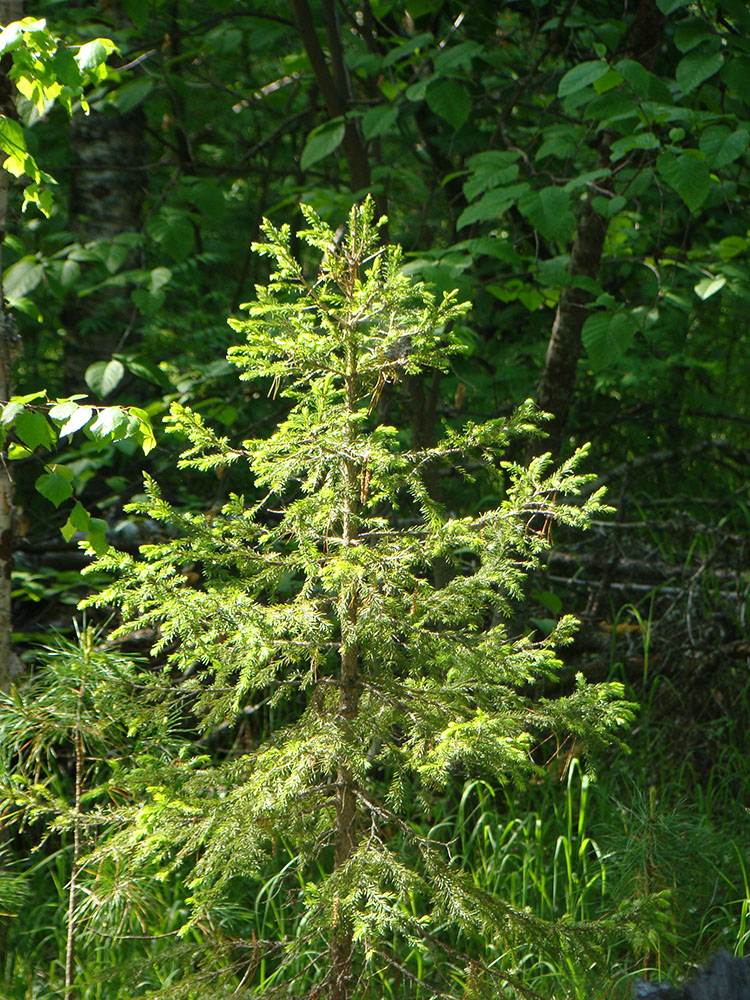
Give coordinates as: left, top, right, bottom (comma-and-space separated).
84, 198, 633, 999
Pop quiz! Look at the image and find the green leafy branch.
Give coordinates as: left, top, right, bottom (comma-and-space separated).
0, 17, 117, 216
0, 392, 156, 554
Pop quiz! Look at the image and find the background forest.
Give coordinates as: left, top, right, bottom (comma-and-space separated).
1, 0, 750, 998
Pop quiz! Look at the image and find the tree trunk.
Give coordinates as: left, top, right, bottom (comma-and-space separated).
532, 137, 612, 457
290, 0, 372, 195
532, 0, 663, 456
0, 0, 23, 691
329, 643, 359, 1000
62, 104, 145, 389
62, 0, 145, 391
65, 694, 85, 999
328, 340, 361, 1000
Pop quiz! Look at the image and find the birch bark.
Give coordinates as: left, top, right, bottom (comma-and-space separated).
0, 0, 23, 691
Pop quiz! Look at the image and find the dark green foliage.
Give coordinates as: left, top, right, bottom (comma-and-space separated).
3, 2, 750, 996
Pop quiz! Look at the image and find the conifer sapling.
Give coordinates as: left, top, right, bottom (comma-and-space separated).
85, 199, 633, 999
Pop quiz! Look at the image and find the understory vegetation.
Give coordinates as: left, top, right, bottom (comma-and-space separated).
2, 1, 750, 998
5, 690, 750, 998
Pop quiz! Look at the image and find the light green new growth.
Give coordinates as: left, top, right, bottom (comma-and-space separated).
83, 198, 633, 999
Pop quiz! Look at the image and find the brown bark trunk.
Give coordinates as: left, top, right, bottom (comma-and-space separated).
532, 0, 663, 457
329, 642, 359, 1000
0, 0, 23, 691
532, 138, 612, 457
65, 700, 84, 999
290, 0, 371, 194
328, 339, 361, 1000
0, 248, 13, 691
0, 300, 14, 693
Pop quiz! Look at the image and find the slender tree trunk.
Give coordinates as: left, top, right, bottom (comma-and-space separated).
532, 0, 663, 456
62, 2, 145, 389
62, 106, 145, 389
290, 0, 372, 195
330, 643, 359, 1000
0, 0, 23, 691
0, 170, 13, 692
532, 138, 612, 457
0, 7, 22, 969
328, 338, 361, 1000
65, 692, 84, 998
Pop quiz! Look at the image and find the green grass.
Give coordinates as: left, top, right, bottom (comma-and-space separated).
4, 651, 750, 999
4, 750, 750, 999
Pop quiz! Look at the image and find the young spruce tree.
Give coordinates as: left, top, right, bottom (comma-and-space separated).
85, 200, 632, 999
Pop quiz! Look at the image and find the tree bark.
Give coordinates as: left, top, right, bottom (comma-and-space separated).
328, 338, 361, 1000
62, 105, 145, 389
532, 138, 612, 457
65, 686, 85, 1000
532, 0, 663, 456
290, 0, 371, 194
0, 0, 23, 691
329, 644, 359, 1000
62, 0, 145, 390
